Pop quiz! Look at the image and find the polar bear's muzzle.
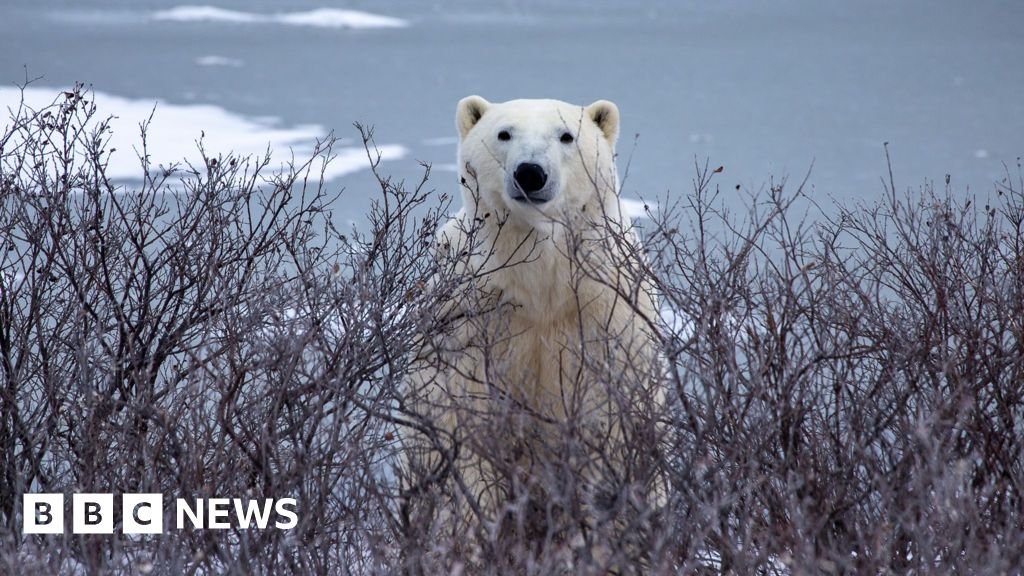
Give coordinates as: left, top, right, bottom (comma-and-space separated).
509, 162, 553, 204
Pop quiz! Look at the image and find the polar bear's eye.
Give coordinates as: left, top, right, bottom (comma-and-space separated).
497, 130, 511, 141
560, 132, 574, 144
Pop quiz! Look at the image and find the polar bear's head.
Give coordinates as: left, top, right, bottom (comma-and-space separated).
455, 96, 620, 227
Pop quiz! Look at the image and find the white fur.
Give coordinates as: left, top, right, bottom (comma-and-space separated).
408, 96, 658, 530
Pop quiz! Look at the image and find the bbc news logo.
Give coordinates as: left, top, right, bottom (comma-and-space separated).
23, 494, 298, 534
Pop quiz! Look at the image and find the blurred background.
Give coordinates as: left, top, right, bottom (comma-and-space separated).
2, 0, 1022, 221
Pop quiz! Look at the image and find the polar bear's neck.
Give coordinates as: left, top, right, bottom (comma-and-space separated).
473, 206, 625, 324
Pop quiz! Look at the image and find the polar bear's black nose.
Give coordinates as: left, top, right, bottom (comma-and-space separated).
514, 162, 548, 194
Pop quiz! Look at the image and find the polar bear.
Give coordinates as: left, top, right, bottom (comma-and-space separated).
404, 96, 661, 558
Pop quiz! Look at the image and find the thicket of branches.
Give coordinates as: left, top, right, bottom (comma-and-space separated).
1, 86, 1022, 574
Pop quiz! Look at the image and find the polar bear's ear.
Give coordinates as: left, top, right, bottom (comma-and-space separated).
585, 100, 620, 146
456, 95, 490, 140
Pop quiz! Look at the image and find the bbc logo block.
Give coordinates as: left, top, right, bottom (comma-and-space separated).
23, 493, 63, 534
123, 493, 164, 534
21, 493, 296, 534
23, 493, 164, 534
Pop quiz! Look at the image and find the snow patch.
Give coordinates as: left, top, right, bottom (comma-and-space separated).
660, 307, 695, 341
322, 145, 407, 181
153, 6, 408, 29
195, 55, 244, 67
0, 86, 405, 183
276, 8, 405, 29
154, 6, 256, 23
620, 197, 655, 220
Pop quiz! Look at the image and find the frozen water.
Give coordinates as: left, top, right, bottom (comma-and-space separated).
1, 0, 1021, 222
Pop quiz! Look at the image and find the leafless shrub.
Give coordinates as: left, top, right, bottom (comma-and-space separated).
647, 156, 1024, 574
1, 86, 1022, 574
0, 84, 445, 575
